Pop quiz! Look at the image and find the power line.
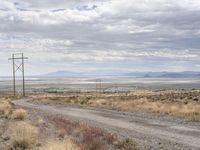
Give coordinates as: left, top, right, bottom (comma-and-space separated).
8, 53, 28, 96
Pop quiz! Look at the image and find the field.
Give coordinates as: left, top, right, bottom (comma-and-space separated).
0, 77, 200, 149
28, 89, 200, 121
1, 76, 200, 94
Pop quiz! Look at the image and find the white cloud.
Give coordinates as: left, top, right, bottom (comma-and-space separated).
105, 20, 160, 34
0, 34, 73, 54
0, 1, 102, 25
1, 0, 200, 75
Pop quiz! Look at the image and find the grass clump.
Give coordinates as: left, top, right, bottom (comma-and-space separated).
117, 138, 137, 150
9, 121, 39, 149
0, 100, 12, 117
12, 108, 27, 120
41, 140, 79, 150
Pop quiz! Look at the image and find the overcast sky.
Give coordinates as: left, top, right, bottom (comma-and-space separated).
0, 0, 200, 76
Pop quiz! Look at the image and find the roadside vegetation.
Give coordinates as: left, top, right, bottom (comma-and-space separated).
41, 140, 79, 150
47, 116, 136, 150
29, 89, 200, 121
8, 121, 39, 149
0, 99, 13, 118
0, 97, 137, 150
12, 108, 27, 120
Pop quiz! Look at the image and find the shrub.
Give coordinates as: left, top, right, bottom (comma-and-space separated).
12, 108, 27, 120
41, 140, 79, 150
9, 122, 39, 149
0, 100, 12, 117
58, 128, 66, 139
117, 138, 137, 150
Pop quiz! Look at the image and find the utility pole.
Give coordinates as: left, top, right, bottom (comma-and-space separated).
22, 53, 25, 96
8, 53, 28, 97
96, 79, 98, 97
12, 54, 16, 96
95, 79, 102, 97
99, 79, 102, 96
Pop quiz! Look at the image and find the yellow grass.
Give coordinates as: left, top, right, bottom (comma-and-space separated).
29, 90, 200, 121
41, 140, 79, 150
0, 100, 12, 117
102, 99, 200, 120
38, 117, 45, 124
9, 121, 39, 148
12, 108, 27, 120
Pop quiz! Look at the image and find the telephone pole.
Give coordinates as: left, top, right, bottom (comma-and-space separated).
8, 53, 28, 96
95, 79, 102, 97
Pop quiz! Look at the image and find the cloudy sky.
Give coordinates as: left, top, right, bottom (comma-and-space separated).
0, 0, 200, 76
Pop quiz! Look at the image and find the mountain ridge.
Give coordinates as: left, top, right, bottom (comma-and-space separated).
44, 70, 200, 78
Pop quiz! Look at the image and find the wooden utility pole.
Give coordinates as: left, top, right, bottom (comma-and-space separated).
95, 79, 102, 97
96, 79, 98, 97
22, 53, 25, 96
12, 54, 16, 96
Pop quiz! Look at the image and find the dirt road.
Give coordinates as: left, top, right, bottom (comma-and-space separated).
14, 99, 200, 150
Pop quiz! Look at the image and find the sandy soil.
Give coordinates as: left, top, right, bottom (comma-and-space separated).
14, 99, 200, 150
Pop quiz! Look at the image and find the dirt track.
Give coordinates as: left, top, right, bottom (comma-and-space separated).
14, 99, 200, 150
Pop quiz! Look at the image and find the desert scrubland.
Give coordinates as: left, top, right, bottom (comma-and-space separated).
29, 89, 200, 121
0, 97, 136, 150
1, 85, 200, 150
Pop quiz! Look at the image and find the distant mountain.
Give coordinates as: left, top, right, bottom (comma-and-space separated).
124, 71, 200, 78
124, 72, 166, 77
45, 71, 82, 77
159, 71, 200, 78
45, 70, 200, 78
45, 70, 124, 77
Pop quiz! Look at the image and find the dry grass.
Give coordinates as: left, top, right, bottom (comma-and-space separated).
48, 116, 137, 150
9, 121, 39, 149
88, 98, 200, 121
0, 100, 13, 117
41, 140, 79, 150
12, 108, 27, 120
38, 117, 45, 124
103, 99, 200, 121
29, 90, 200, 121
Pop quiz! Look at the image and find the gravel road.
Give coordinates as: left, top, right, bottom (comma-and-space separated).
14, 99, 200, 150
